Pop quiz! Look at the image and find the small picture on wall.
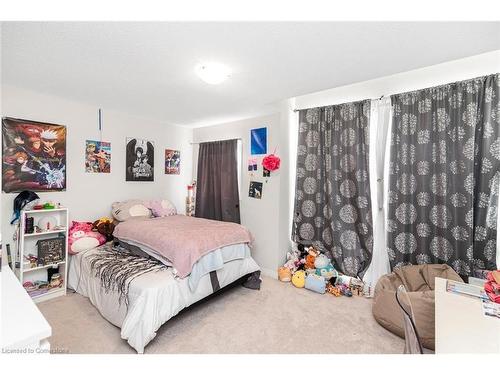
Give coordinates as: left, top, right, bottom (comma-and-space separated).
2, 117, 67, 193
248, 158, 257, 172
263, 167, 270, 177
250, 127, 267, 155
165, 149, 180, 174
248, 181, 263, 199
85, 140, 111, 173
126, 138, 154, 181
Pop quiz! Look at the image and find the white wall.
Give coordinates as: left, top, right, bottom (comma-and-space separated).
1, 85, 193, 254
192, 113, 281, 277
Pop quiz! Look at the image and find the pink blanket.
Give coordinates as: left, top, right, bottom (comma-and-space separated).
113, 215, 253, 278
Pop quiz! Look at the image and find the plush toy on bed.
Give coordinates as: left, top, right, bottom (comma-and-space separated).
68, 221, 106, 255
111, 200, 152, 222
92, 217, 115, 242
144, 199, 177, 217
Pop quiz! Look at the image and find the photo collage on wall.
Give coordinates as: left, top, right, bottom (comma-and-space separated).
248, 126, 267, 199
85, 140, 111, 173
2, 117, 67, 193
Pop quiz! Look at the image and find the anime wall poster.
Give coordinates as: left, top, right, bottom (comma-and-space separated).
126, 137, 154, 181
2, 117, 66, 193
85, 140, 111, 173
165, 149, 180, 174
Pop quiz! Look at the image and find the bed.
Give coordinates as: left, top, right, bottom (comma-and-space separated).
68, 214, 261, 353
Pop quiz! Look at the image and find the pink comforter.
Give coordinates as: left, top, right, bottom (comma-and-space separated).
113, 215, 253, 278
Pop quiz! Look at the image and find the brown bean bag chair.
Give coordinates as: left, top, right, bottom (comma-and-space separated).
372, 264, 462, 350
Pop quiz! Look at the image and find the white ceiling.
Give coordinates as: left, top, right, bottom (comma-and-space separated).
2, 22, 500, 127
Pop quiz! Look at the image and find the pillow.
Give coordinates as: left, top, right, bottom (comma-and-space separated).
111, 200, 151, 222
68, 221, 106, 255
145, 199, 177, 217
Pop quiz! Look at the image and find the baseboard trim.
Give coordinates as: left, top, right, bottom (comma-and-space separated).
260, 267, 277, 280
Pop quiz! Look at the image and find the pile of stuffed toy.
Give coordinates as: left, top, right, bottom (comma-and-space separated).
277, 243, 365, 297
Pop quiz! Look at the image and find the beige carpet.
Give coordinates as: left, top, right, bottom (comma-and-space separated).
37, 276, 404, 354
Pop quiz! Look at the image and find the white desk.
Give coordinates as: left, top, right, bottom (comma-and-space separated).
435, 277, 500, 354
1, 267, 52, 353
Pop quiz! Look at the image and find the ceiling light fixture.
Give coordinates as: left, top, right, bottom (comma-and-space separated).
195, 62, 231, 85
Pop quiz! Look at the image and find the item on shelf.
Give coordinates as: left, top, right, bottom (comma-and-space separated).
38, 215, 58, 231
25, 216, 34, 234
33, 205, 44, 210
305, 274, 326, 294
277, 266, 291, 282
47, 265, 60, 283
37, 236, 65, 265
24, 254, 38, 268
291, 270, 306, 288
43, 202, 56, 209
49, 273, 63, 288
186, 181, 196, 216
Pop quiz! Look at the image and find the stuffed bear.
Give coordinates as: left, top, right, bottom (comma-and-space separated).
92, 217, 115, 242
68, 221, 106, 255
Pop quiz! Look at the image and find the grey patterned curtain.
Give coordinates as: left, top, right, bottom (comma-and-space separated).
292, 101, 373, 277
388, 74, 500, 276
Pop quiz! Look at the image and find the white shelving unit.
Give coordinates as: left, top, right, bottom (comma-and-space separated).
14, 208, 69, 303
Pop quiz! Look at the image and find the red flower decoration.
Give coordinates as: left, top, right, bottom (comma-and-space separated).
262, 154, 281, 172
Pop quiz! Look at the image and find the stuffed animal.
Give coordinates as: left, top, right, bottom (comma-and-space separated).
69, 221, 106, 255
305, 274, 326, 294
291, 270, 306, 288
144, 199, 177, 217
111, 200, 151, 222
92, 217, 115, 242
305, 254, 316, 269
278, 267, 292, 282
326, 283, 341, 296
314, 254, 337, 279
283, 243, 310, 272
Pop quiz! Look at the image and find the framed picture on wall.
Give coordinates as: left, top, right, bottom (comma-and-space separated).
126, 137, 154, 181
248, 181, 263, 199
85, 140, 111, 173
2, 117, 67, 193
250, 127, 267, 155
165, 149, 180, 174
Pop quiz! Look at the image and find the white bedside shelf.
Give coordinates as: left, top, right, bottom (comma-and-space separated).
15, 207, 69, 303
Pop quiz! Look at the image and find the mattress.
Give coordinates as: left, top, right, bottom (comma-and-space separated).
68, 245, 260, 353
117, 239, 251, 291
